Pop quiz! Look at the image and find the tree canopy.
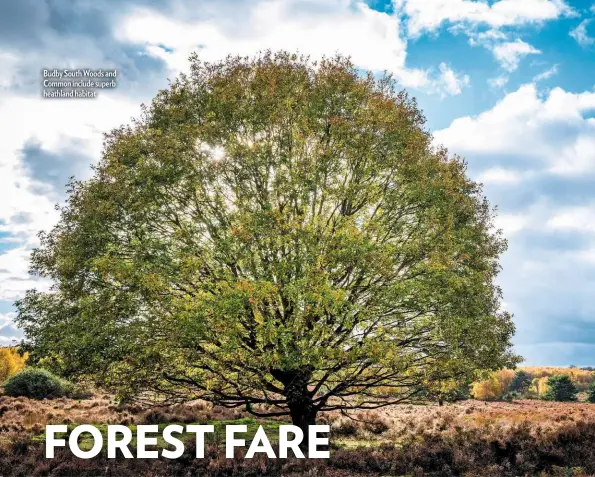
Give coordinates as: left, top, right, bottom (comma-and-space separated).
16, 52, 519, 431
544, 375, 578, 402
510, 370, 532, 394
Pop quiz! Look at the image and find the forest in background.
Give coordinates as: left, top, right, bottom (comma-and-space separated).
471, 367, 595, 401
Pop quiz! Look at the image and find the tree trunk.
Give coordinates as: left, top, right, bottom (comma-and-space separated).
283, 369, 318, 448
288, 400, 317, 445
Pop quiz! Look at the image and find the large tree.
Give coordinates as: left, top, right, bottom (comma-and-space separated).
17, 52, 519, 434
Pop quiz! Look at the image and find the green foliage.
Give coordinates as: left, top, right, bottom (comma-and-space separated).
3, 368, 74, 399
510, 370, 532, 394
16, 51, 520, 426
543, 375, 578, 402
423, 377, 472, 404
587, 381, 595, 403
502, 391, 520, 402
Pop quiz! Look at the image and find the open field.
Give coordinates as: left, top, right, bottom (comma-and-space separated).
2, 394, 595, 476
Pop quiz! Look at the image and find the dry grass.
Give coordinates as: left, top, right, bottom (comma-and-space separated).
317, 399, 595, 446
0, 394, 252, 442
2, 395, 595, 475
2, 394, 595, 445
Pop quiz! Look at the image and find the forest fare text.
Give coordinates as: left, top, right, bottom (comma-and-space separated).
45, 424, 330, 459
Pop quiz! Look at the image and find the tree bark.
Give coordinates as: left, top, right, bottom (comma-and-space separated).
288, 400, 317, 445
283, 369, 318, 448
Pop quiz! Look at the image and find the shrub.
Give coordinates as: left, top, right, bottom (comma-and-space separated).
543, 375, 578, 402
362, 413, 390, 435
3, 368, 73, 399
141, 408, 173, 425
503, 391, 520, 402
332, 418, 359, 437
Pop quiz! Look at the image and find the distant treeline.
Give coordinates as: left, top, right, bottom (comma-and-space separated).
472, 367, 595, 401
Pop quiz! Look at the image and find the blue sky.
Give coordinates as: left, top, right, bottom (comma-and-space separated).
0, 0, 594, 365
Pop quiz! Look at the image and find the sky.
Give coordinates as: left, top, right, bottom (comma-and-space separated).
0, 0, 594, 366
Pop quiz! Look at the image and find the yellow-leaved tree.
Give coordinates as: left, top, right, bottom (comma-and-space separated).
472, 374, 503, 400
0, 347, 27, 383
531, 377, 550, 398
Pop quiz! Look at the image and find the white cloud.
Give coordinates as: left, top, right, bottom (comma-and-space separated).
477, 167, 522, 184
0, 6, 169, 341
532, 64, 558, 82
467, 31, 541, 72
494, 213, 529, 236
547, 206, 595, 232
399, 1, 562, 73
118, 1, 415, 82
491, 39, 541, 71
0, 85, 141, 305
488, 74, 509, 88
0, 247, 51, 301
468, 28, 509, 45
546, 207, 595, 265
570, 19, 595, 47
433, 62, 470, 96
0, 92, 140, 239
434, 84, 595, 175
0, 336, 21, 345
116, 0, 462, 93
0, 53, 21, 89
551, 135, 595, 175
397, 0, 574, 37
0, 313, 16, 328
434, 84, 595, 349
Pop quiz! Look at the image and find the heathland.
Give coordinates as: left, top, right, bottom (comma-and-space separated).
2, 365, 595, 476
